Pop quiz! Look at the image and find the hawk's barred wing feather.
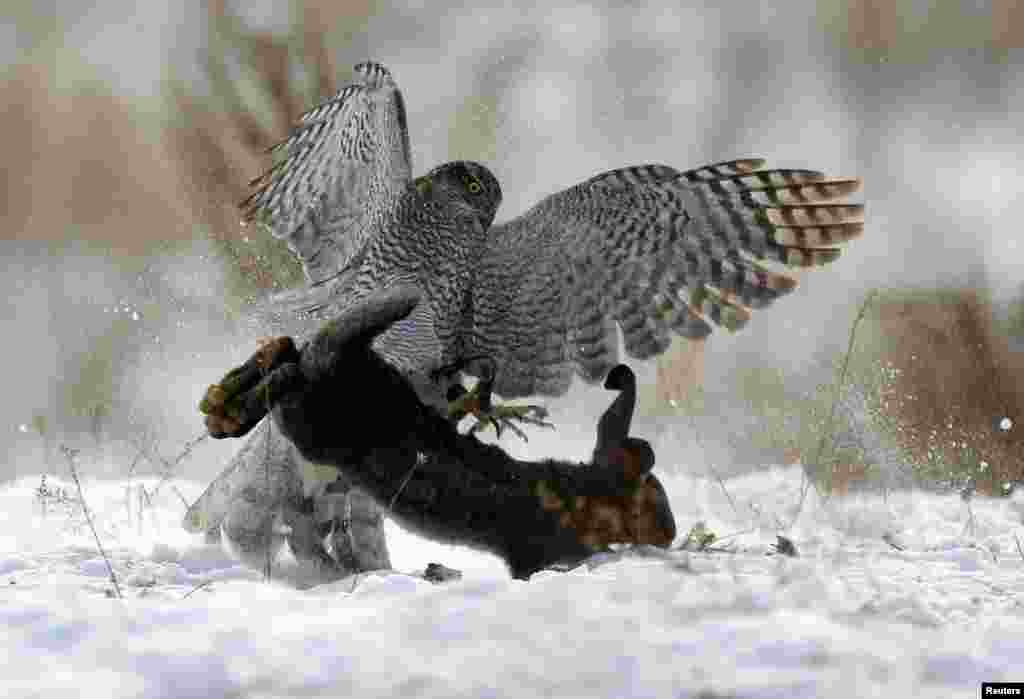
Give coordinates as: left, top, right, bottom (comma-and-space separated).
242, 62, 413, 284
469, 159, 863, 399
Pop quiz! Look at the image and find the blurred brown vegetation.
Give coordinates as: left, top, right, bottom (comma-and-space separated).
653, 288, 1024, 496
821, 0, 1024, 59
0, 66, 191, 253
652, 341, 705, 410
817, 461, 874, 497
2, 1, 373, 466
867, 289, 1024, 495
165, 0, 355, 301
3, 1, 371, 263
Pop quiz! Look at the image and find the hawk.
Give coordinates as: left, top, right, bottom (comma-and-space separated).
227, 60, 862, 432
189, 60, 861, 577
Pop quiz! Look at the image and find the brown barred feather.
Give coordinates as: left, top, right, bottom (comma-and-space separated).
771, 222, 863, 247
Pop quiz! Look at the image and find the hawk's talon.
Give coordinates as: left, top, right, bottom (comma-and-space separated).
439, 357, 555, 440
454, 390, 554, 442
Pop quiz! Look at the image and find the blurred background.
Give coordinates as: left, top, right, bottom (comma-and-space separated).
3, 0, 1023, 496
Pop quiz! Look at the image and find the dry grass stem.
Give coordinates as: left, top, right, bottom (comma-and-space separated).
793, 289, 876, 525
60, 445, 123, 599
181, 580, 214, 599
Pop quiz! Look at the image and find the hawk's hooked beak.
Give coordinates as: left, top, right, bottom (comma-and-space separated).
415, 176, 432, 197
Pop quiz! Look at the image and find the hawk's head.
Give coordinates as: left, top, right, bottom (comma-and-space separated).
415, 161, 502, 230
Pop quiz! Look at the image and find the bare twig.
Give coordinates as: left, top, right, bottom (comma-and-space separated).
682, 527, 748, 555
126, 449, 144, 478
747, 498, 785, 530
677, 390, 742, 521
793, 289, 876, 526
389, 455, 423, 510
126, 432, 166, 472
882, 532, 905, 551
167, 432, 209, 470
712, 526, 757, 543
961, 499, 977, 539
168, 483, 190, 510
181, 580, 213, 599
706, 462, 740, 519
61, 445, 123, 600
153, 432, 210, 495
701, 545, 739, 555
120, 431, 208, 532
127, 431, 209, 500
1014, 533, 1024, 562
264, 377, 273, 583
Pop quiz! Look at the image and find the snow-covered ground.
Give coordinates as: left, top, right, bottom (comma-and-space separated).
2, 465, 1022, 698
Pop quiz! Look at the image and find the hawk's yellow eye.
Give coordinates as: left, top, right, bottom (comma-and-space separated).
467, 179, 482, 194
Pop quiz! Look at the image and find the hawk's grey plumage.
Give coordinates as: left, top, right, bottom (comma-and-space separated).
245, 62, 502, 400
245, 61, 862, 406
188, 59, 863, 583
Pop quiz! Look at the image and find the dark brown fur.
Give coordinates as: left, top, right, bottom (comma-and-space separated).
200, 302, 676, 578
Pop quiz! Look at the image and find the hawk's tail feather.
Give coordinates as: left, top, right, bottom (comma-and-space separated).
672, 309, 714, 339
684, 168, 828, 189
708, 257, 795, 311
691, 286, 751, 333
734, 178, 861, 205
500, 355, 575, 396
684, 165, 863, 269
614, 292, 673, 360
605, 261, 682, 361
760, 203, 863, 226
771, 222, 863, 248
472, 158, 865, 399
763, 246, 843, 268
484, 286, 616, 395
635, 161, 863, 337
650, 261, 758, 337
582, 161, 816, 193
566, 291, 622, 382
680, 159, 766, 181
668, 243, 797, 311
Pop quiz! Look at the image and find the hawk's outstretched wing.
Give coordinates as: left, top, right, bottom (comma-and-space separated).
466, 159, 862, 399
243, 61, 413, 285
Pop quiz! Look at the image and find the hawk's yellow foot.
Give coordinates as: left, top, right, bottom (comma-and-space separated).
446, 381, 553, 442
467, 401, 553, 442
442, 357, 554, 441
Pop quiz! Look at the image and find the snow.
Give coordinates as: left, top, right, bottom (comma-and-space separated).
2, 467, 1022, 698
